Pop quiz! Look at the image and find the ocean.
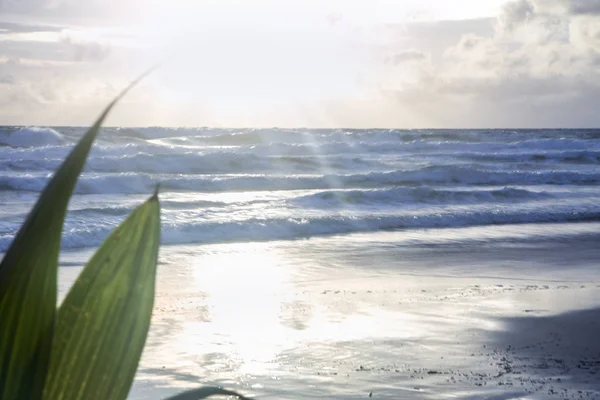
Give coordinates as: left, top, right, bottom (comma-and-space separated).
1, 126, 600, 252
2, 126, 600, 398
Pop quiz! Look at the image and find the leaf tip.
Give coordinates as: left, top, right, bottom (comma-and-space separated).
152, 183, 161, 200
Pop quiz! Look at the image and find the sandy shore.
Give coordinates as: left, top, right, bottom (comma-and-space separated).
58, 226, 600, 399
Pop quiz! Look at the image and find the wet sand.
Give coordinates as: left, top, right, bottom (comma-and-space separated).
58, 226, 600, 399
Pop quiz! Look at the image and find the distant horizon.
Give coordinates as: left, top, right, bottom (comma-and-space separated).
3, 125, 600, 131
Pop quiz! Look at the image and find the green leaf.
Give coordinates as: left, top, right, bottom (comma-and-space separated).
164, 387, 251, 400
0, 71, 153, 400
43, 192, 161, 400
0, 95, 114, 400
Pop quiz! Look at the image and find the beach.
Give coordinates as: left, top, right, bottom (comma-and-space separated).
2, 126, 600, 398
58, 223, 600, 399
4, 0, 600, 397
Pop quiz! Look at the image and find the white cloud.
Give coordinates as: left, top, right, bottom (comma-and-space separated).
365, 0, 600, 127
60, 34, 111, 62
385, 49, 427, 64
0, 0, 600, 127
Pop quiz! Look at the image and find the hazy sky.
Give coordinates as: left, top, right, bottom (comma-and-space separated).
0, 0, 599, 128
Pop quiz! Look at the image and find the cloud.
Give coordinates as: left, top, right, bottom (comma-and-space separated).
497, 0, 534, 32
0, 71, 132, 125
0, 21, 108, 64
0, 74, 14, 84
385, 49, 427, 64
0, 21, 63, 33
569, 0, 600, 15
1, 0, 600, 128
0, 0, 66, 15
369, 0, 600, 127
60, 34, 111, 62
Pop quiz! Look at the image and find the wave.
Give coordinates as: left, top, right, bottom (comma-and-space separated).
91, 152, 388, 174
0, 127, 63, 148
135, 128, 600, 146
158, 209, 600, 246
3, 129, 600, 176
3, 206, 600, 251
3, 127, 600, 252
291, 187, 554, 208
2, 166, 600, 194
4, 126, 600, 150
452, 150, 600, 165
63, 198, 231, 218
3, 186, 558, 222
144, 129, 475, 147
4, 146, 600, 179
172, 138, 600, 160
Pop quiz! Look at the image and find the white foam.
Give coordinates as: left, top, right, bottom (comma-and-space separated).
1, 127, 63, 148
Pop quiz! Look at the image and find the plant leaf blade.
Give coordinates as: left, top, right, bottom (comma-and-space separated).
0, 101, 120, 400
0, 71, 152, 400
43, 193, 160, 400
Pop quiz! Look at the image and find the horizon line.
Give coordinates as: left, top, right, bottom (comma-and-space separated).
2, 125, 600, 131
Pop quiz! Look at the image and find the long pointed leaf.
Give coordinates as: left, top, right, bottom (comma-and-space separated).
0, 85, 140, 400
164, 387, 251, 400
0, 70, 153, 400
43, 193, 161, 400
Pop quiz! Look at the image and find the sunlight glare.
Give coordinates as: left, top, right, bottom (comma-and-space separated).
190, 243, 294, 374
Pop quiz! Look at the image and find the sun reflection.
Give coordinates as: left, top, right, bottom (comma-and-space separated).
149, 239, 467, 382
190, 243, 294, 374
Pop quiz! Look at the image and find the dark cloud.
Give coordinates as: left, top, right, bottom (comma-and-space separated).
0, 74, 15, 84
0, 21, 63, 33
382, 72, 600, 128
0, 0, 64, 16
0, 0, 137, 24
498, 0, 534, 32
529, 0, 600, 16
0, 20, 113, 64
568, 0, 600, 15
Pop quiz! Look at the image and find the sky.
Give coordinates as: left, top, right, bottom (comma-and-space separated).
0, 0, 599, 128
